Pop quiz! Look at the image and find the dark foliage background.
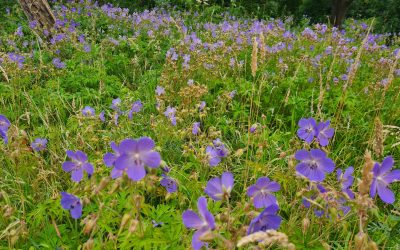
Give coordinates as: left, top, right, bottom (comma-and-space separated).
97, 0, 400, 34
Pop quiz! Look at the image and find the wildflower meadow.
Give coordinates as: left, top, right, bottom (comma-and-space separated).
0, 0, 400, 249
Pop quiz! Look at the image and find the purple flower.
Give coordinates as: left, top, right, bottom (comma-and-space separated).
295, 149, 335, 182
247, 177, 280, 208
0, 114, 11, 132
114, 137, 161, 181
247, 205, 281, 235
31, 138, 48, 152
0, 115, 11, 144
99, 111, 105, 122
337, 167, 355, 199
250, 124, 257, 133
206, 139, 228, 167
205, 172, 234, 200
128, 100, 143, 119
228, 90, 237, 98
82, 106, 95, 117
111, 98, 121, 111
164, 106, 177, 126
187, 79, 194, 86
182, 197, 215, 250
60, 192, 82, 219
62, 150, 94, 182
370, 156, 400, 204
160, 174, 178, 193
192, 122, 200, 135
198, 101, 206, 111
15, 26, 24, 37
52, 58, 66, 69
83, 44, 91, 53
155, 86, 165, 96
297, 118, 317, 144
316, 120, 334, 146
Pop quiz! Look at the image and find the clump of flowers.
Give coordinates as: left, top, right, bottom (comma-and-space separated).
297, 117, 334, 146
206, 138, 228, 167
31, 138, 48, 152
61, 192, 82, 219
337, 166, 355, 199
62, 150, 94, 182
160, 166, 178, 193
182, 197, 215, 250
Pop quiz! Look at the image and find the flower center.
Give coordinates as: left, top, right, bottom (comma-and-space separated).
308, 160, 318, 170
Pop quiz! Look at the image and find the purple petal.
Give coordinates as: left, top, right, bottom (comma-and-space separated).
66, 150, 76, 160
319, 157, 335, 173
205, 177, 223, 200
370, 179, 377, 198
295, 150, 311, 161
377, 182, 395, 204
110, 167, 123, 179
83, 162, 94, 175
380, 156, 394, 174
71, 168, 83, 182
197, 197, 215, 229
209, 156, 221, 167
383, 170, 400, 183
62, 161, 76, 172
141, 151, 161, 168
265, 181, 280, 192
182, 210, 203, 229
103, 153, 116, 167
221, 172, 234, 192
119, 139, 138, 154
310, 149, 326, 159
255, 177, 271, 187
253, 193, 277, 208
192, 230, 207, 250
75, 150, 88, 162
137, 137, 155, 151
126, 164, 146, 181
70, 204, 82, 219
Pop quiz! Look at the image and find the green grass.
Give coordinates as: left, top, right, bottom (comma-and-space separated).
0, 1, 400, 249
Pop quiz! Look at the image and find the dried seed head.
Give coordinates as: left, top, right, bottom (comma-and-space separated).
251, 37, 258, 77
355, 231, 367, 250
372, 117, 384, 157
359, 150, 374, 196
120, 213, 131, 231
302, 217, 310, 233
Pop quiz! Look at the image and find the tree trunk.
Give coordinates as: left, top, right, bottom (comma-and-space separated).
330, 0, 353, 28
18, 0, 56, 29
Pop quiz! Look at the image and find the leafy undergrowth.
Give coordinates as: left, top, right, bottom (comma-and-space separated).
1, 1, 400, 249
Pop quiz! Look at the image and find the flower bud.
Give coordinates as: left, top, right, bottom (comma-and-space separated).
198, 230, 214, 242
94, 177, 111, 194
83, 238, 94, 250
355, 232, 367, 250
128, 219, 139, 233
120, 214, 131, 231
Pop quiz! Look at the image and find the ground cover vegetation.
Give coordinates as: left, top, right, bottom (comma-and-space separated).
0, 0, 400, 249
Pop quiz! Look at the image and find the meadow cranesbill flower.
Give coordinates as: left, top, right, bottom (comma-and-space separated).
295, 149, 335, 182
155, 86, 165, 96
370, 156, 400, 204
247, 204, 281, 235
128, 100, 143, 119
337, 167, 355, 199
82, 106, 95, 117
247, 177, 280, 208
198, 101, 206, 111
62, 150, 94, 182
114, 137, 161, 181
160, 174, 178, 193
249, 124, 257, 133
182, 197, 215, 250
0, 114, 10, 144
99, 111, 105, 122
60, 192, 82, 219
31, 138, 48, 152
192, 122, 200, 135
297, 118, 317, 144
206, 139, 228, 167
316, 120, 334, 146
205, 172, 234, 201
52, 58, 66, 69
164, 106, 177, 126
111, 98, 121, 111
